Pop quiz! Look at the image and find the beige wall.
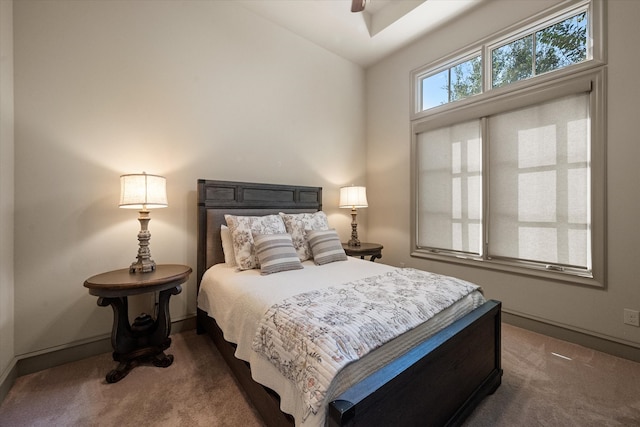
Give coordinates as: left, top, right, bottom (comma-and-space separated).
8, 0, 639, 365
12, 0, 366, 356
366, 0, 640, 349
0, 0, 16, 380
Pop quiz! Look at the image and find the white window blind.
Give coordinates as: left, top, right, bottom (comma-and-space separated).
417, 120, 482, 255
488, 92, 590, 269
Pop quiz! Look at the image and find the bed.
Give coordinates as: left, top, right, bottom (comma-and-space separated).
196, 179, 502, 427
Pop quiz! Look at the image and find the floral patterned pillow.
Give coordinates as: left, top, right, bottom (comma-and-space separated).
224, 214, 287, 270
279, 212, 329, 261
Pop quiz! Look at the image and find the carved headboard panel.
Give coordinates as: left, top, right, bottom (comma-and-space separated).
196, 179, 323, 291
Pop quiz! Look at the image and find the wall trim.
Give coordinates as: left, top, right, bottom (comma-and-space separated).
503, 311, 640, 363
0, 317, 196, 405
0, 360, 18, 406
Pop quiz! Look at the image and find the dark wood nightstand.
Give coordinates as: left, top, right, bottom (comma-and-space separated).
342, 242, 383, 262
84, 264, 191, 383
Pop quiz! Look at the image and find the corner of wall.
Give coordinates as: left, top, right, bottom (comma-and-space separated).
0, 0, 16, 390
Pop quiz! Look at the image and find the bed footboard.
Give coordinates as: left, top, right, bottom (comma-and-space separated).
328, 299, 502, 427
199, 300, 501, 427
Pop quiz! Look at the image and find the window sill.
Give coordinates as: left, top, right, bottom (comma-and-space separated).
411, 249, 605, 289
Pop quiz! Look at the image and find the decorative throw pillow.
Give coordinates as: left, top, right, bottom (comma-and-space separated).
279, 211, 329, 261
307, 229, 348, 265
220, 225, 236, 267
253, 233, 303, 275
224, 214, 287, 270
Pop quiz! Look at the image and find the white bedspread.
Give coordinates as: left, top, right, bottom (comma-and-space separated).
198, 258, 485, 427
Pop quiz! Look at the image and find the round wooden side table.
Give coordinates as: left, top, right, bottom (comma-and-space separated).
342, 242, 383, 262
84, 264, 191, 383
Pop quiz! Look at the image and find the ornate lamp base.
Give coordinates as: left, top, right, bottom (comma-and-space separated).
347, 208, 361, 246
130, 210, 157, 273
130, 258, 156, 273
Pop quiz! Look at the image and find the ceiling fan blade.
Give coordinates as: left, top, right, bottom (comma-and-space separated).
351, 0, 366, 13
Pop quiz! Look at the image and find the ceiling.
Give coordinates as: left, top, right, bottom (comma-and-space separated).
236, 0, 484, 68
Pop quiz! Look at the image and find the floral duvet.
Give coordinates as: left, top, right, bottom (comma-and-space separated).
252, 268, 481, 420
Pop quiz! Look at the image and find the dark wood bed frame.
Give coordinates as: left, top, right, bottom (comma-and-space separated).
196, 179, 502, 427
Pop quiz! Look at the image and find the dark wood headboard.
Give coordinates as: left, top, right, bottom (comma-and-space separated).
196, 179, 323, 291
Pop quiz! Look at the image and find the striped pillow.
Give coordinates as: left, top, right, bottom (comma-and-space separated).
307, 229, 348, 265
279, 211, 329, 262
253, 233, 303, 275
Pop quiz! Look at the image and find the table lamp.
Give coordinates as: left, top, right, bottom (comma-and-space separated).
119, 172, 168, 273
339, 185, 368, 246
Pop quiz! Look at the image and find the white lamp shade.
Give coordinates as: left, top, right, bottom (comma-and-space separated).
119, 173, 168, 209
339, 186, 368, 208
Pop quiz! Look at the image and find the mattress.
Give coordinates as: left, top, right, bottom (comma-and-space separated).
198, 257, 486, 426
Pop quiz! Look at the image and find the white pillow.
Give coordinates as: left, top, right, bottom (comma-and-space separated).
220, 225, 236, 267
307, 229, 348, 265
253, 233, 303, 275
279, 211, 329, 261
224, 214, 287, 270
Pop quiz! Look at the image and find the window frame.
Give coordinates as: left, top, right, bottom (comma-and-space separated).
409, 0, 606, 287
411, 0, 605, 120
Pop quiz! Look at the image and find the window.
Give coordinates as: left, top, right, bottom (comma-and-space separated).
488, 92, 591, 270
416, 120, 482, 255
410, 0, 605, 286
491, 10, 588, 88
413, 1, 599, 115
420, 54, 482, 111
